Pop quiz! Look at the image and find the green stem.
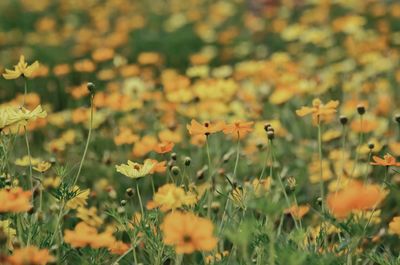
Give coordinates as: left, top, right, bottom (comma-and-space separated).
72, 95, 94, 187
232, 134, 240, 180
206, 137, 213, 218
317, 122, 325, 212
136, 182, 144, 216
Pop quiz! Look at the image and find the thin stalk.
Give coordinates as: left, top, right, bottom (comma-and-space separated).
136, 182, 145, 216
350, 115, 364, 179
232, 133, 240, 180
72, 95, 94, 187
317, 122, 325, 212
206, 136, 213, 218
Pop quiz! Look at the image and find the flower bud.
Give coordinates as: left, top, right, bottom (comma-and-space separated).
120, 200, 127, 206
184, 157, 191, 166
339, 115, 348, 125
357, 104, 366, 115
395, 114, 400, 124
87, 82, 95, 94
126, 188, 134, 197
171, 166, 180, 176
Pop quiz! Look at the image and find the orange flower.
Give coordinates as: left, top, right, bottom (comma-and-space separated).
6, 246, 54, 265
186, 119, 224, 136
108, 241, 130, 255
284, 205, 310, 219
146, 159, 167, 174
327, 181, 387, 219
114, 127, 139, 146
370, 153, 400, 167
161, 211, 217, 254
154, 141, 174, 154
388, 216, 400, 236
223, 120, 254, 138
0, 188, 32, 213
64, 222, 116, 249
296, 98, 339, 124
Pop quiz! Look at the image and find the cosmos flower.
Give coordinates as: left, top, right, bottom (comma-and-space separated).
161, 211, 217, 254
0, 105, 47, 131
388, 216, 400, 236
64, 222, 116, 249
186, 119, 224, 136
370, 153, 400, 167
223, 120, 254, 138
152, 184, 197, 212
33, 161, 52, 173
115, 160, 155, 179
0, 188, 32, 213
327, 181, 387, 219
296, 98, 339, 124
154, 141, 174, 154
2, 55, 39, 79
5, 246, 54, 265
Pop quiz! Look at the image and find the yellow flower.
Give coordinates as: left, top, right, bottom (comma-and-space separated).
5, 246, 54, 265
152, 184, 197, 212
115, 160, 155, 179
0, 105, 47, 131
42, 176, 61, 189
389, 216, 400, 236
296, 98, 339, 124
66, 187, 90, 210
33, 161, 51, 173
0, 220, 16, 250
15, 156, 41, 167
76, 207, 103, 227
2, 55, 39, 79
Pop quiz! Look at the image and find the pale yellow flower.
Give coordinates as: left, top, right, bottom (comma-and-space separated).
2, 55, 39, 79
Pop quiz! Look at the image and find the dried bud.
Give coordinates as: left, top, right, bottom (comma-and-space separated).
171, 152, 177, 161
87, 82, 95, 94
368, 143, 375, 150
357, 104, 366, 115
267, 130, 275, 140
339, 115, 348, 125
263, 123, 271, 132
126, 188, 134, 197
171, 166, 180, 176
395, 114, 400, 124
184, 157, 191, 166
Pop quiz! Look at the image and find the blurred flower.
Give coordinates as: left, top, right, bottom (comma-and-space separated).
284, 205, 310, 219
15, 156, 41, 167
154, 141, 174, 154
0, 220, 16, 250
151, 184, 197, 212
187, 119, 224, 136
5, 246, 54, 265
0, 188, 32, 213
389, 216, 400, 236
327, 181, 387, 219
223, 120, 253, 138
64, 222, 115, 249
2, 55, 39, 79
296, 98, 339, 124
33, 161, 51, 173
161, 211, 217, 254
66, 187, 90, 210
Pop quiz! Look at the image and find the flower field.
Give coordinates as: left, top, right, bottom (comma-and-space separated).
1, 0, 400, 264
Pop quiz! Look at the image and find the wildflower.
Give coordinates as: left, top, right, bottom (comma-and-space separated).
5, 246, 54, 265
296, 98, 339, 124
154, 141, 174, 154
65, 187, 90, 210
252, 178, 272, 197
370, 153, 400, 167
114, 127, 139, 146
42, 176, 61, 189
33, 161, 51, 173
15, 156, 41, 167
152, 184, 197, 212
109, 241, 130, 255
186, 119, 224, 136
388, 216, 400, 236
2, 55, 39, 79
327, 181, 387, 219
76, 207, 103, 227
115, 160, 155, 179
161, 211, 217, 254
223, 120, 254, 138
0, 188, 32, 213
284, 205, 310, 219
0, 105, 47, 131
0, 220, 16, 250
64, 222, 116, 249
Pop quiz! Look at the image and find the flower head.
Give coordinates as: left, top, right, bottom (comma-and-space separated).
64, 222, 115, 249
223, 120, 254, 139
5, 246, 54, 265
33, 161, 51, 173
2, 55, 39, 79
0, 188, 32, 213
161, 211, 217, 254
186, 119, 224, 136
154, 141, 174, 154
296, 98, 339, 124
0, 105, 47, 132
370, 153, 400, 167
152, 184, 197, 212
389, 216, 400, 236
115, 160, 155, 179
